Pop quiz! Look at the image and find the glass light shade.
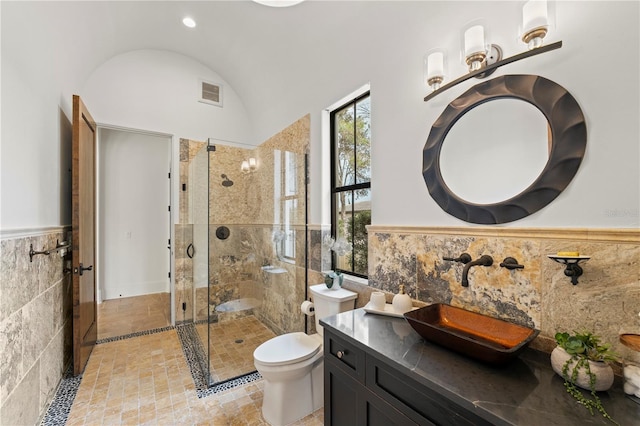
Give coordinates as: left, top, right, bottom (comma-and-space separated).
425, 50, 446, 91
521, 0, 553, 49
241, 160, 249, 172
427, 51, 445, 79
248, 157, 257, 170
464, 25, 485, 57
522, 0, 548, 34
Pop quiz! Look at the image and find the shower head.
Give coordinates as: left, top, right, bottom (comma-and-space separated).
221, 174, 234, 187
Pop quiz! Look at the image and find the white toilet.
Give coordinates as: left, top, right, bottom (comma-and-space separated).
253, 284, 358, 426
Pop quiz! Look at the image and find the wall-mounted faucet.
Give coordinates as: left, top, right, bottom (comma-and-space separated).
500, 257, 524, 270
443, 253, 472, 264
461, 255, 493, 287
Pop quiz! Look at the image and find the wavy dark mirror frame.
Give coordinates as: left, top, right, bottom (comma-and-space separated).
423, 74, 587, 224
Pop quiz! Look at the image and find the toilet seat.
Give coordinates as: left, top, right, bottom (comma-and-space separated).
254, 332, 321, 367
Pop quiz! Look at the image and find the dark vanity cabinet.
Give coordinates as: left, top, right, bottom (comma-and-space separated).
321, 309, 640, 426
324, 328, 489, 426
324, 330, 419, 425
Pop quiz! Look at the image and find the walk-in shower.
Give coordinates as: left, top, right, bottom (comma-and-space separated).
176, 117, 309, 387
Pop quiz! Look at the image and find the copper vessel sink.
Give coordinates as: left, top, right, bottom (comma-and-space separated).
404, 304, 539, 364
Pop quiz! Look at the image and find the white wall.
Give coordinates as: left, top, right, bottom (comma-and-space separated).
98, 128, 171, 300
82, 50, 253, 226
82, 49, 252, 145
299, 1, 639, 229
0, 1, 124, 230
1, 1, 638, 233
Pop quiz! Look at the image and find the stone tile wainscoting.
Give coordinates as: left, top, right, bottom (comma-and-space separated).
0, 228, 73, 425
307, 226, 640, 366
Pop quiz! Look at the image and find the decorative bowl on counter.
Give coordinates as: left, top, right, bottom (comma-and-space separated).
403, 304, 539, 365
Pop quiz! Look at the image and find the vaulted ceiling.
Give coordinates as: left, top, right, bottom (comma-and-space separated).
2, 0, 462, 141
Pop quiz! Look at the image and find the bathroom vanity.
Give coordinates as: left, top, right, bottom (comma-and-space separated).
321, 309, 640, 426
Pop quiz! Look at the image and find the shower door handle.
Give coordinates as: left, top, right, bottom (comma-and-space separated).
186, 243, 195, 259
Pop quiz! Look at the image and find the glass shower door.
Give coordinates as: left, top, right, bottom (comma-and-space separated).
205, 138, 309, 387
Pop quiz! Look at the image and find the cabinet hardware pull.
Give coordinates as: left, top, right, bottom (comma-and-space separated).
337, 350, 346, 359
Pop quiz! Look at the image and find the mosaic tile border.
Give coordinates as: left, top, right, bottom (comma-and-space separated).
40, 365, 81, 426
95, 325, 176, 345
201, 371, 262, 398
174, 322, 262, 398
175, 323, 211, 391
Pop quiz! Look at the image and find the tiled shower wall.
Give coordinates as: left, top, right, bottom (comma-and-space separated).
176, 115, 310, 336
312, 226, 639, 364
0, 229, 73, 425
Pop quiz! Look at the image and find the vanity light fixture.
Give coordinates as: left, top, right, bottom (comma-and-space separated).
424, 0, 560, 102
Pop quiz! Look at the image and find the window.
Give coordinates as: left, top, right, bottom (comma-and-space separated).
275, 149, 299, 261
330, 92, 371, 278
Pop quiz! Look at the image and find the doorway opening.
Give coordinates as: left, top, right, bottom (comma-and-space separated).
96, 126, 173, 340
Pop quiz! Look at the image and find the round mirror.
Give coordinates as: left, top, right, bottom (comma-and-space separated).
423, 74, 587, 224
440, 99, 550, 205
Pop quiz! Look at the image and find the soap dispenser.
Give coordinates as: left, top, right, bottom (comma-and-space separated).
392, 284, 413, 314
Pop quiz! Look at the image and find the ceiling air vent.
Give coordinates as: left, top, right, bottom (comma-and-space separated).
198, 79, 223, 107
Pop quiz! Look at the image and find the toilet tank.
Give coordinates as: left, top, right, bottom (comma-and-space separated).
309, 284, 357, 336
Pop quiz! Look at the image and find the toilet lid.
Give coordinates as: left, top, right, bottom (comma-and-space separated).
254, 332, 321, 366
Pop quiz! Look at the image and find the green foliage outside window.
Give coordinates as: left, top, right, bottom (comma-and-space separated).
332, 93, 371, 278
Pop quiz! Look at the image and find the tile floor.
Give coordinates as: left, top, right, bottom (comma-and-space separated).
51, 294, 322, 425
196, 316, 277, 384
98, 293, 171, 340
64, 329, 323, 425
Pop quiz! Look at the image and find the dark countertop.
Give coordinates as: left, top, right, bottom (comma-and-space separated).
320, 308, 640, 426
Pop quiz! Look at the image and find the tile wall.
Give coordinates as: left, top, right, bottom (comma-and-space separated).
0, 229, 73, 425
176, 115, 310, 336
317, 226, 640, 365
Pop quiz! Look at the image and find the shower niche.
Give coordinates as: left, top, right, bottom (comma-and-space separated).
176, 116, 310, 386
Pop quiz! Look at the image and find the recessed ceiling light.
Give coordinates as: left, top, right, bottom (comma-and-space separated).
253, 0, 305, 7
182, 17, 196, 28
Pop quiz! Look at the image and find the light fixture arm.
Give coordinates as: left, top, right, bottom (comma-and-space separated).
424, 40, 562, 102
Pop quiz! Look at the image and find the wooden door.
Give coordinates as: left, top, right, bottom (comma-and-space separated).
72, 95, 97, 375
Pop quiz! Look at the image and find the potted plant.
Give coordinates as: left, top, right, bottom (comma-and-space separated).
322, 235, 351, 290
323, 270, 343, 289
551, 331, 619, 424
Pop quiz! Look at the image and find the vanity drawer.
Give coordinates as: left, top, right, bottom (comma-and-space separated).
366, 357, 491, 426
325, 330, 366, 382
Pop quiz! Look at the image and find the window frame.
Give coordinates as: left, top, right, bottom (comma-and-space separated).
277, 150, 298, 262
329, 91, 371, 279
